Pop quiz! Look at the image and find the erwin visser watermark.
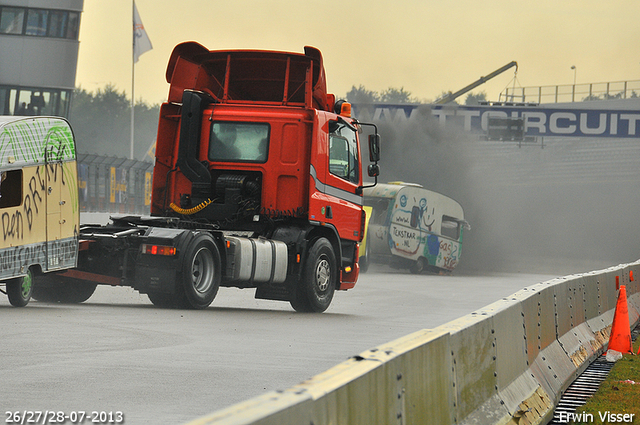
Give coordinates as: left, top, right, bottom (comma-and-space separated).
558, 411, 636, 423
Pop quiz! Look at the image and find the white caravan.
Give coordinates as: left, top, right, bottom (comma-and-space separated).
360, 182, 470, 274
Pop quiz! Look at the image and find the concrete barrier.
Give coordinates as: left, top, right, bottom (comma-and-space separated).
186, 262, 640, 425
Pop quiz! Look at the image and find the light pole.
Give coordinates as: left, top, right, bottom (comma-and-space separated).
571, 65, 577, 102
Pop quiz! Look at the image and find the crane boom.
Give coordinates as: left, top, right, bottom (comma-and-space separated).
436, 61, 518, 104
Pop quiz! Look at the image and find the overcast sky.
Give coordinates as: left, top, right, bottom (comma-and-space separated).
75, 0, 640, 105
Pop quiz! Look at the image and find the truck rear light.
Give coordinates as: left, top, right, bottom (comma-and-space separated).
141, 244, 177, 256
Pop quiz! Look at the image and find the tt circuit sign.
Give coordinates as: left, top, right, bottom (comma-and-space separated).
352, 104, 640, 139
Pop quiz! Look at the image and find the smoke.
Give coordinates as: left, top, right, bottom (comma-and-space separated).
357, 105, 640, 275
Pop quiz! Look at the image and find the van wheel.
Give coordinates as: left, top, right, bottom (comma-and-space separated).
178, 233, 221, 309
31, 275, 97, 303
6, 268, 34, 307
290, 237, 336, 313
410, 257, 427, 274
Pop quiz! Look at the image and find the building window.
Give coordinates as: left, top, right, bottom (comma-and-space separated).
0, 7, 80, 39
0, 88, 8, 115
47, 10, 67, 38
0, 7, 25, 34
25, 9, 48, 36
66, 12, 79, 39
0, 86, 71, 118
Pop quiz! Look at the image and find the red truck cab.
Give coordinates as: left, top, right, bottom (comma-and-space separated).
72, 42, 380, 312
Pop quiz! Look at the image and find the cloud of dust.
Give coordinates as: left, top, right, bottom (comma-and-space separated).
359, 105, 640, 275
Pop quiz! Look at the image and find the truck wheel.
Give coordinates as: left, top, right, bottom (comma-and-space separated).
290, 237, 336, 313
179, 234, 221, 309
6, 268, 34, 307
31, 275, 97, 303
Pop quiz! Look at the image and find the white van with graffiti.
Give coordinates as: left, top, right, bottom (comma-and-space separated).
0, 116, 79, 306
360, 182, 470, 274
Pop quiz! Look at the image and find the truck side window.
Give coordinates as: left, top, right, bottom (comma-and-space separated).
209, 122, 269, 162
329, 123, 359, 184
0, 170, 23, 208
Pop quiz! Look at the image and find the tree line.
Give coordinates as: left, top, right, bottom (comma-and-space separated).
68, 84, 160, 160
345, 85, 487, 105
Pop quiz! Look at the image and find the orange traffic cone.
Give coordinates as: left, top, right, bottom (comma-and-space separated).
607, 286, 633, 355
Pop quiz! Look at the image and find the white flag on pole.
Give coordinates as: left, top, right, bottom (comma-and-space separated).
133, 1, 152, 63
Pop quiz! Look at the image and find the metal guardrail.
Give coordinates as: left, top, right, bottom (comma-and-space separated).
77, 153, 153, 215
185, 262, 640, 425
501, 80, 640, 104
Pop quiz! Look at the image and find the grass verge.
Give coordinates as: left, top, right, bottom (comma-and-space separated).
571, 327, 640, 424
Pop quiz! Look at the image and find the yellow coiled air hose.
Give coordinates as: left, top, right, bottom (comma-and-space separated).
169, 198, 212, 215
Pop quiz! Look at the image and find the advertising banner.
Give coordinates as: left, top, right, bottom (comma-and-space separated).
353, 104, 640, 138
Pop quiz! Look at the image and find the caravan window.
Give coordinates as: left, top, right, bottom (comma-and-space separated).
0, 170, 23, 208
441, 215, 460, 240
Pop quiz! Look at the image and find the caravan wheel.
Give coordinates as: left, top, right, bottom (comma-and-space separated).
6, 268, 34, 307
410, 257, 427, 274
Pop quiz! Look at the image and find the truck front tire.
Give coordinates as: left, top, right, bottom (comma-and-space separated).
6, 268, 34, 307
290, 237, 336, 313
178, 233, 221, 309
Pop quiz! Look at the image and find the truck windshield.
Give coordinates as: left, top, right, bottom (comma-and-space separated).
328, 122, 359, 184
209, 122, 269, 162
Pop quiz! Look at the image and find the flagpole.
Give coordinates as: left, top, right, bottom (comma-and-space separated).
130, 0, 135, 160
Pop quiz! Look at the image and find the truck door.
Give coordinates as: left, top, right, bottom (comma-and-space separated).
310, 115, 363, 240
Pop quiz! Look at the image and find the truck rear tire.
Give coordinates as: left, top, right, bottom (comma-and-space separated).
6, 268, 34, 307
290, 237, 336, 313
31, 274, 97, 304
178, 233, 221, 309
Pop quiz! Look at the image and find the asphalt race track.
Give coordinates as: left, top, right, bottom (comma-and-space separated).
0, 265, 568, 425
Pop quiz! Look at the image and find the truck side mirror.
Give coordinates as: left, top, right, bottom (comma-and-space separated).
368, 164, 380, 178
368, 134, 380, 162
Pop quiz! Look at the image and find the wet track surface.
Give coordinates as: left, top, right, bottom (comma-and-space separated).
1, 266, 567, 425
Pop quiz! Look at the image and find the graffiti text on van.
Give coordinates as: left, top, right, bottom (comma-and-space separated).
2, 163, 66, 241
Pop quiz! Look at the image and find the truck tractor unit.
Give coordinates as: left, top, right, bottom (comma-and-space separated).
49, 42, 381, 312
